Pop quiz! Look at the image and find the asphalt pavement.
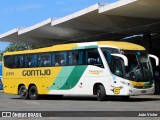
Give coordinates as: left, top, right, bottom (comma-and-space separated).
0, 90, 160, 120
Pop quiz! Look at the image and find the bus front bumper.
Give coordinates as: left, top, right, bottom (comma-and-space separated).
121, 86, 155, 96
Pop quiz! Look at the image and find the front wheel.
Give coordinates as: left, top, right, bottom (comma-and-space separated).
19, 85, 28, 100
97, 85, 106, 101
29, 86, 39, 100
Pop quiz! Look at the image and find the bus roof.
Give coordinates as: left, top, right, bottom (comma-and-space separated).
3, 41, 145, 55
0, 0, 160, 46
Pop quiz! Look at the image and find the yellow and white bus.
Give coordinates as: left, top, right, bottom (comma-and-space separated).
2, 41, 159, 101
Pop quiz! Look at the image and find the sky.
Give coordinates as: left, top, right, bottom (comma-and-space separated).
0, 0, 117, 51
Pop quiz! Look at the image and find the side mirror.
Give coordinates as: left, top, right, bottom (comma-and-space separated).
149, 54, 159, 66
111, 54, 128, 66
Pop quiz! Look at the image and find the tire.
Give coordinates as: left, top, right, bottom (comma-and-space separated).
29, 86, 39, 100
96, 85, 106, 101
19, 85, 28, 100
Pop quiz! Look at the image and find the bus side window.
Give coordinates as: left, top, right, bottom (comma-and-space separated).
78, 50, 85, 65
43, 56, 51, 67
54, 51, 67, 66
25, 54, 37, 67
67, 50, 79, 65
68, 51, 72, 65
54, 52, 60, 66
73, 51, 78, 65
37, 53, 51, 67
31, 54, 37, 67
4, 55, 15, 68
37, 55, 41, 67
15, 55, 24, 68
52, 53, 55, 66
86, 48, 103, 68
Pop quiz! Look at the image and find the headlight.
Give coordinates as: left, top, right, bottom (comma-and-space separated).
121, 81, 134, 87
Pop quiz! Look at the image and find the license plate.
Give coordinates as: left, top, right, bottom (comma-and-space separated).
141, 90, 146, 93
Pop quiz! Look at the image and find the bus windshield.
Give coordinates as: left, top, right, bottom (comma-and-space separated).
101, 48, 153, 82
123, 51, 153, 82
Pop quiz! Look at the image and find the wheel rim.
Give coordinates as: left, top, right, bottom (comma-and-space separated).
20, 88, 27, 98
97, 87, 101, 99
30, 88, 37, 98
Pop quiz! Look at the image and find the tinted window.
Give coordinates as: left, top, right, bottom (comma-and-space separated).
86, 49, 103, 67
102, 49, 112, 70
113, 59, 123, 77
15, 55, 24, 68
78, 50, 85, 65
67, 50, 85, 66
101, 48, 126, 76
38, 53, 51, 67
4, 49, 103, 68
25, 54, 38, 67
4, 56, 15, 68
68, 51, 78, 65
54, 52, 67, 66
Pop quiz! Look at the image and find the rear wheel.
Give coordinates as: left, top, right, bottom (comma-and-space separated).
97, 85, 106, 101
19, 85, 28, 100
29, 86, 39, 100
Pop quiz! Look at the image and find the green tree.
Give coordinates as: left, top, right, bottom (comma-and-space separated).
0, 43, 42, 61
3, 43, 41, 53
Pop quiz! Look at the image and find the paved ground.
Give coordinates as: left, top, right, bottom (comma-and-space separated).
0, 90, 160, 120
